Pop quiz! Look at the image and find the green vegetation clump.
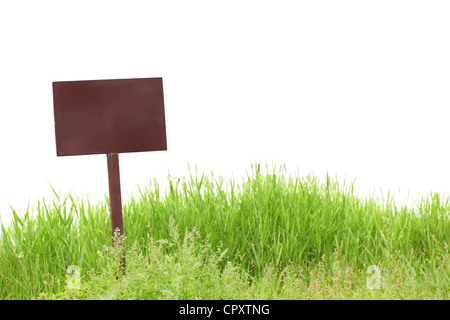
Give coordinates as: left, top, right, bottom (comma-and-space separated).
0, 164, 449, 299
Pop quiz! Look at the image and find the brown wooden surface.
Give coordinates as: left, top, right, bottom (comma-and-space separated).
107, 153, 123, 237
53, 77, 167, 156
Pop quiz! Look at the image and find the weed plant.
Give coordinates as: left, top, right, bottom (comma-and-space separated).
0, 164, 449, 299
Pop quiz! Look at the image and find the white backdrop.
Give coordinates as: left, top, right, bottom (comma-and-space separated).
1, 1, 449, 228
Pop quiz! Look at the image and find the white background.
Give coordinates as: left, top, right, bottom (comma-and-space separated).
1, 1, 449, 228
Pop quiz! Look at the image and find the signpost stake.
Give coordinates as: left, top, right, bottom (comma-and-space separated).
107, 153, 126, 275
107, 153, 124, 238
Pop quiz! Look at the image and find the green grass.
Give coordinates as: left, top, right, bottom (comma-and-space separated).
1, 164, 449, 299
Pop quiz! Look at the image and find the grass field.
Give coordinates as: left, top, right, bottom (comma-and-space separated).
1, 164, 449, 299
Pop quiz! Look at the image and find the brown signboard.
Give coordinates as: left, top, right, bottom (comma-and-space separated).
52, 77, 167, 157
52, 77, 167, 264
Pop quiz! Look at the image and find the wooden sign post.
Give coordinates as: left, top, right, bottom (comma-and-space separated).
107, 153, 124, 239
52, 77, 167, 243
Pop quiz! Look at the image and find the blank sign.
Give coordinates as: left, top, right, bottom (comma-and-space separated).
52, 77, 167, 156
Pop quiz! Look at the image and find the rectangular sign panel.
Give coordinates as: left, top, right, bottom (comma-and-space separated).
53, 77, 167, 156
